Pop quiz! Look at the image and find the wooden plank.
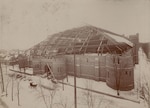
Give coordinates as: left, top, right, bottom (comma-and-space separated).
79, 33, 91, 53
97, 36, 105, 55
47, 63, 55, 80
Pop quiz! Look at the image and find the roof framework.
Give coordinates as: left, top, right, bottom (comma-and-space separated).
31, 26, 133, 57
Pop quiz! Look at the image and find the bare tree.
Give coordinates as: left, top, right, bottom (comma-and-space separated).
140, 58, 150, 108
142, 83, 150, 108
6, 72, 23, 106
36, 79, 58, 108
48, 87, 56, 108
135, 49, 150, 108
8, 73, 15, 101
5, 76, 11, 97
5, 61, 8, 75
18, 54, 27, 73
55, 94, 73, 108
81, 80, 104, 108
16, 76, 23, 106
82, 81, 95, 108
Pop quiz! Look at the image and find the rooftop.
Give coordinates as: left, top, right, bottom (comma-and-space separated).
30, 25, 133, 57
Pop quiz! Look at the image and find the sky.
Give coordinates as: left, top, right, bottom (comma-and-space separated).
0, 0, 150, 50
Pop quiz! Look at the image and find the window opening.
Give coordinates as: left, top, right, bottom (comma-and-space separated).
118, 58, 120, 64
129, 71, 131, 76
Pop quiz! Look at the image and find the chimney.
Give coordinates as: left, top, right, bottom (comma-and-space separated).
129, 33, 139, 64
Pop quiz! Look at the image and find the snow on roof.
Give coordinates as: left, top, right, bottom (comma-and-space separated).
105, 33, 133, 47
30, 25, 134, 56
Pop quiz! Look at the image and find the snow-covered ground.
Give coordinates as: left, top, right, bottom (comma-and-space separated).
0, 48, 150, 108
0, 74, 146, 108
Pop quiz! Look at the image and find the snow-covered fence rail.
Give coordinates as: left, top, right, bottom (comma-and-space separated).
58, 81, 140, 103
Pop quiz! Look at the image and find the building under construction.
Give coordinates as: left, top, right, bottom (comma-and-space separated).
29, 25, 139, 91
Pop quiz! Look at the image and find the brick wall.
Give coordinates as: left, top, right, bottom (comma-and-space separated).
106, 54, 134, 91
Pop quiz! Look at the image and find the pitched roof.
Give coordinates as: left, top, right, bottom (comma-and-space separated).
30, 25, 133, 57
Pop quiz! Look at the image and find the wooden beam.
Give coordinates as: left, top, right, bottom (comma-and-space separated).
105, 45, 112, 54
115, 45, 122, 52
97, 36, 105, 55
103, 33, 123, 53
65, 33, 80, 53
83, 31, 97, 54
101, 46, 104, 55
79, 32, 91, 54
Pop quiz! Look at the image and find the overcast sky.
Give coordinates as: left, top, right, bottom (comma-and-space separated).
0, 0, 150, 50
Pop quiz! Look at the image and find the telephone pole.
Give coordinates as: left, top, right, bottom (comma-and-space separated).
0, 62, 5, 92
74, 37, 77, 108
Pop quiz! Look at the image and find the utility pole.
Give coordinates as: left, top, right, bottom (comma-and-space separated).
0, 6, 2, 49
0, 1, 5, 93
74, 37, 77, 108
0, 62, 5, 92
11, 75, 14, 101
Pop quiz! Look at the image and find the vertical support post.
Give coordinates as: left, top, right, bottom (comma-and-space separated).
0, 62, 4, 92
11, 75, 14, 101
66, 75, 68, 82
6, 62, 7, 75
62, 79, 64, 91
74, 37, 77, 108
